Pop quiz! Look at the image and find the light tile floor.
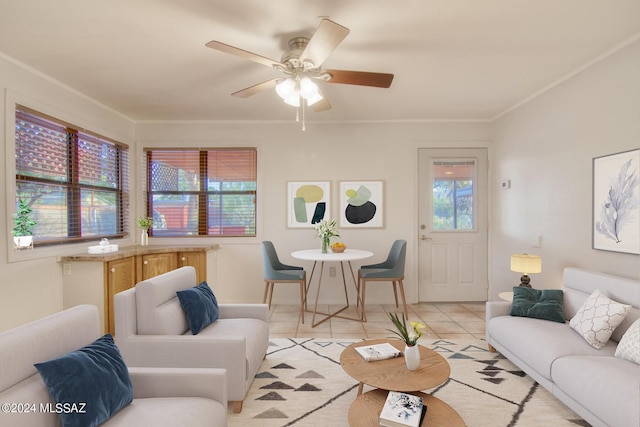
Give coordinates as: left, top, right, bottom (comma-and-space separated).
268, 302, 486, 342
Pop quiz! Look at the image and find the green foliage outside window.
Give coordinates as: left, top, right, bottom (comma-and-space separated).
433, 179, 473, 230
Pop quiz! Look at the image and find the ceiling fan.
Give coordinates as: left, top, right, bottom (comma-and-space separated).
205, 19, 394, 113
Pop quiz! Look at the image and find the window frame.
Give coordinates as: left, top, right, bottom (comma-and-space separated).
143, 147, 257, 238
6, 98, 131, 261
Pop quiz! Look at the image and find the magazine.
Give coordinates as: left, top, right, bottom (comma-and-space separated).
379, 391, 426, 427
354, 342, 401, 362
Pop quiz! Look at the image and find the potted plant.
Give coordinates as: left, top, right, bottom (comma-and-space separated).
13, 198, 36, 249
137, 216, 153, 246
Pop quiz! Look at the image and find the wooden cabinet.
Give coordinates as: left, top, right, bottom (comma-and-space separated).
105, 257, 137, 335
62, 245, 217, 335
139, 252, 178, 280
178, 251, 206, 283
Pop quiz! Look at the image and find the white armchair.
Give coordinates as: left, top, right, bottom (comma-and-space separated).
114, 266, 269, 413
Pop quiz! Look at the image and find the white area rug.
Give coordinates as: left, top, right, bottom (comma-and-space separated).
229, 338, 590, 427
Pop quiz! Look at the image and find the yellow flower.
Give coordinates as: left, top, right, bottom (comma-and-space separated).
410, 321, 426, 336
387, 313, 425, 346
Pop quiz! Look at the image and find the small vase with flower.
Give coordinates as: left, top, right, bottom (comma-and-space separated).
137, 216, 153, 246
314, 219, 340, 254
387, 312, 426, 371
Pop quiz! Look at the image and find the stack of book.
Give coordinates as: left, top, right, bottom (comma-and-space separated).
354, 343, 402, 362
379, 391, 426, 427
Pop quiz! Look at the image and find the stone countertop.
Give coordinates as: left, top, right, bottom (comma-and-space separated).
60, 244, 220, 262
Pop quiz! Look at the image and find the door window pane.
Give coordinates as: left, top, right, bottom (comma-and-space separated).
432, 160, 474, 230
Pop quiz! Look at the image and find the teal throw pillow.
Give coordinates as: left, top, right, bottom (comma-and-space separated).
34, 334, 133, 427
177, 281, 219, 334
509, 287, 565, 323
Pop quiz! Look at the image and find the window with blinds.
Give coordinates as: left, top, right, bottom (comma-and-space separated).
15, 106, 130, 246
145, 148, 257, 237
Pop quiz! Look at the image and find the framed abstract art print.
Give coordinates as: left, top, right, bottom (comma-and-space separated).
592, 149, 639, 254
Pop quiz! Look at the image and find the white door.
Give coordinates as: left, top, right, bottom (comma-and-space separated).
418, 148, 488, 301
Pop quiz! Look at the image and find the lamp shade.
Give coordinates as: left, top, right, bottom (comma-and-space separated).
299, 76, 319, 99
510, 254, 542, 274
283, 92, 300, 107
276, 78, 296, 99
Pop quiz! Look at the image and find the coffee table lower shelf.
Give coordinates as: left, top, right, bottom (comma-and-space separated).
348, 389, 465, 427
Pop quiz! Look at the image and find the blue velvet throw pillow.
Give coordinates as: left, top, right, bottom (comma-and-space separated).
176, 281, 219, 334
509, 287, 565, 323
34, 334, 133, 427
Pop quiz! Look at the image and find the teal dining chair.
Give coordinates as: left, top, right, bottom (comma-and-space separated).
262, 241, 307, 323
357, 240, 408, 321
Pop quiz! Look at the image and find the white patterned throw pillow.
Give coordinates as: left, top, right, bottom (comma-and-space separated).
569, 289, 631, 349
615, 319, 640, 364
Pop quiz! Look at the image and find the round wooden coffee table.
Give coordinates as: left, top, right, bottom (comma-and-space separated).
340, 339, 450, 395
340, 339, 465, 427
348, 389, 465, 427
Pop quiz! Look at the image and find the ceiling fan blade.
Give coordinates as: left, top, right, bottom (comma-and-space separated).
324, 69, 394, 88
300, 19, 349, 67
231, 78, 280, 98
311, 90, 331, 112
205, 41, 282, 68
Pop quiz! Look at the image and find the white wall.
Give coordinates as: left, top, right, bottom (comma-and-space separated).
135, 121, 491, 305
489, 38, 640, 298
0, 54, 134, 331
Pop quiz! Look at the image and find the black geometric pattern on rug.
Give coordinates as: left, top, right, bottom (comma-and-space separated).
257, 391, 286, 401
253, 338, 360, 424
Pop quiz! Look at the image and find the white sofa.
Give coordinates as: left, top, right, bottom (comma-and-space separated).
486, 268, 639, 427
114, 266, 269, 413
0, 304, 228, 427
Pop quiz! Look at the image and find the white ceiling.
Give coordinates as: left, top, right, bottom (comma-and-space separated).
1, 0, 639, 122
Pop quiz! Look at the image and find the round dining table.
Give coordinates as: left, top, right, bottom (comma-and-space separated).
291, 248, 373, 327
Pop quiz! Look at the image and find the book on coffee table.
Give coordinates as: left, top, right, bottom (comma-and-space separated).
379, 391, 426, 427
354, 342, 402, 362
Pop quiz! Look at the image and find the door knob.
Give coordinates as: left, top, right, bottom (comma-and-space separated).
420, 235, 432, 241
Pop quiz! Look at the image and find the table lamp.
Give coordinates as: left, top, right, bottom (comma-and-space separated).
510, 254, 542, 288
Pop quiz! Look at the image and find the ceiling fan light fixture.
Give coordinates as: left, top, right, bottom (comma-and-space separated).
276, 78, 296, 99
299, 76, 319, 100
283, 92, 300, 107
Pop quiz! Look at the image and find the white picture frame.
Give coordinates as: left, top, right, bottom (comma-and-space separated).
287, 181, 330, 228
592, 149, 639, 254
339, 181, 384, 228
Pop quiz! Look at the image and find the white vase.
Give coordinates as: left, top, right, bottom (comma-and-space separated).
404, 344, 420, 371
140, 229, 149, 246
13, 235, 33, 249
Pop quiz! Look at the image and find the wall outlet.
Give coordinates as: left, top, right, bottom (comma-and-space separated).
329, 267, 336, 277
62, 263, 71, 276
